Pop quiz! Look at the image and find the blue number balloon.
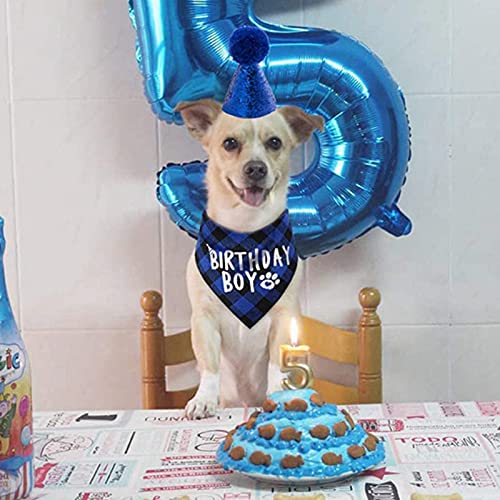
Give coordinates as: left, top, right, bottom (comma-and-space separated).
129, 0, 412, 257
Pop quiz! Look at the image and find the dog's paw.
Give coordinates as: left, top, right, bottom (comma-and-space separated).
185, 397, 217, 420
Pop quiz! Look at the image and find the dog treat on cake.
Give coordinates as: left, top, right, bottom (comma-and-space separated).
280, 427, 302, 442
217, 388, 385, 481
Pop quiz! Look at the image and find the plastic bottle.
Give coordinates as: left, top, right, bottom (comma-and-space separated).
0, 217, 33, 498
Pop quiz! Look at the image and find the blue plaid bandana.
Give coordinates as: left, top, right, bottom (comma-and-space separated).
195, 210, 298, 328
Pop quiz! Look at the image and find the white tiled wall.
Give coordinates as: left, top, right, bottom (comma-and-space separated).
0, 0, 499, 410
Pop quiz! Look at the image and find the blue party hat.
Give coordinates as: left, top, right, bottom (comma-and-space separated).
222, 26, 277, 119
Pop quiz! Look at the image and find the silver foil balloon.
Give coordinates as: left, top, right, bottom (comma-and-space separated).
129, 0, 412, 257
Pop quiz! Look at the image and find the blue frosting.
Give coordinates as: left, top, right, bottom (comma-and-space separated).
217, 389, 385, 480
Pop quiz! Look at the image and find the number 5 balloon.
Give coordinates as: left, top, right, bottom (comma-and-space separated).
129, 0, 412, 257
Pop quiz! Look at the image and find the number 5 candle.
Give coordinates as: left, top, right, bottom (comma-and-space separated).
280, 317, 314, 390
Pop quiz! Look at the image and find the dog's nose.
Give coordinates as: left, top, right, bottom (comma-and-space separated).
243, 161, 268, 181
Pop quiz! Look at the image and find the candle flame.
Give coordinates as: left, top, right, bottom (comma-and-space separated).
290, 317, 299, 347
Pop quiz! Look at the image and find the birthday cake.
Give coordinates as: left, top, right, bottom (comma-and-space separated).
217, 389, 385, 483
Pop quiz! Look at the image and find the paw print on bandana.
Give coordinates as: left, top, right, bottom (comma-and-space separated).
259, 272, 281, 290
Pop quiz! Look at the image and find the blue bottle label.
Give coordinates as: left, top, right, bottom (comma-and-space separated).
0, 343, 33, 498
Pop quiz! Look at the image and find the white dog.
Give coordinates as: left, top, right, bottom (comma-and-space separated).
177, 99, 324, 419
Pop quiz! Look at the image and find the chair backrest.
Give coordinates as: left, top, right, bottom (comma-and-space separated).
140, 288, 382, 409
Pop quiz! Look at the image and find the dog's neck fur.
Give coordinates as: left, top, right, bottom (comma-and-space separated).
206, 161, 289, 233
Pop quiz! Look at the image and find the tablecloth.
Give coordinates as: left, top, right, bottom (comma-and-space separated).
29, 400, 500, 499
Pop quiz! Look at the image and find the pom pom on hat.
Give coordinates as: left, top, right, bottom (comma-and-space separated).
229, 26, 270, 65
222, 26, 277, 119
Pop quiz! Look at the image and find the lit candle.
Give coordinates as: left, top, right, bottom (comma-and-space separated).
280, 317, 314, 390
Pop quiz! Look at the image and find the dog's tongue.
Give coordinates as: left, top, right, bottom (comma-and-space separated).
243, 187, 266, 207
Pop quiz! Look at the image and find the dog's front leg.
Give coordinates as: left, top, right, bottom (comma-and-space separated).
185, 313, 221, 419
267, 308, 295, 394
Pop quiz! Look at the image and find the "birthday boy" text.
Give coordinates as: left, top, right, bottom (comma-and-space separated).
207, 244, 291, 293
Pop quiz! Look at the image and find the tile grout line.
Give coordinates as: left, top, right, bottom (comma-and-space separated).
448, 0, 453, 95
155, 119, 165, 310
408, 92, 500, 97
4, 0, 22, 328
300, 0, 310, 317
448, 0, 454, 401
20, 322, 500, 335
10, 96, 149, 102
23, 329, 140, 335
9, 92, 500, 102
447, 94, 453, 400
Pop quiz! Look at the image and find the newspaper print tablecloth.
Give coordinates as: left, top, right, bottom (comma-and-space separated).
29, 401, 500, 500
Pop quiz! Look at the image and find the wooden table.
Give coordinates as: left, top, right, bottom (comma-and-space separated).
30, 401, 500, 499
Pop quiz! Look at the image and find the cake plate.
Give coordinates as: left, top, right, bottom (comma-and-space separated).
236, 467, 374, 486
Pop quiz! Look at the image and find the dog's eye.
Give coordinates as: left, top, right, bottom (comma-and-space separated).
223, 137, 239, 152
266, 137, 282, 151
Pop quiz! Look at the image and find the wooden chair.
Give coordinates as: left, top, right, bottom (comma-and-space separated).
140, 287, 382, 409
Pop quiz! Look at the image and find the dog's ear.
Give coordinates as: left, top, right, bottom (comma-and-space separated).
176, 99, 222, 142
279, 106, 324, 144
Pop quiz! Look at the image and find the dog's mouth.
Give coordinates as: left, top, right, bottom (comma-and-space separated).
227, 178, 271, 208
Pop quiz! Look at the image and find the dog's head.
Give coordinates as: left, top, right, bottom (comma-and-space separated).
177, 99, 324, 208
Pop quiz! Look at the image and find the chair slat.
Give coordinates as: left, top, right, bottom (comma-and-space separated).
164, 330, 195, 365
312, 378, 359, 405
165, 387, 198, 409
301, 316, 358, 365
